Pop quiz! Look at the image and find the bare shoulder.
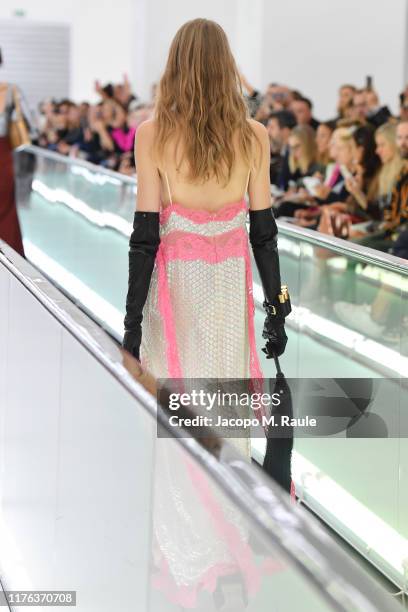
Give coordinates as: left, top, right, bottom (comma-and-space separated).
247, 118, 268, 140
134, 119, 158, 163
135, 118, 157, 143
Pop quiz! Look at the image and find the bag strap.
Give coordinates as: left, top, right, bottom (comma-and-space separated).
12, 85, 23, 121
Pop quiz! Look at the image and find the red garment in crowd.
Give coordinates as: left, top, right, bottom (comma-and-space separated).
0, 136, 24, 257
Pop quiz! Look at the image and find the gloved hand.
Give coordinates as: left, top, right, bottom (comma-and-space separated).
262, 318, 288, 358
122, 329, 142, 360
123, 210, 160, 360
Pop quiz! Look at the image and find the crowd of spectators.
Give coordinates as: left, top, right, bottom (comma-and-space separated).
239, 76, 408, 261
35, 73, 408, 260
36, 74, 154, 175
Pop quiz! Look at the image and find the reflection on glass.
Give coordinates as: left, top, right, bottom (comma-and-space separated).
149, 436, 332, 611
13, 147, 408, 594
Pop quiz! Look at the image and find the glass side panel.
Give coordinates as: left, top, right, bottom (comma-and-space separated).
14, 147, 408, 592
257, 234, 407, 589
0, 258, 340, 612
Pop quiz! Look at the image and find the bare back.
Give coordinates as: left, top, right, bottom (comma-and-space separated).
158, 129, 251, 213
134, 118, 272, 215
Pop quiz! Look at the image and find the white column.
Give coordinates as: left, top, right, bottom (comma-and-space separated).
233, 0, 264, 90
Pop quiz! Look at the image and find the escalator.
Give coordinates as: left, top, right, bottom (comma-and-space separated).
0, 239, 402, 611
12, 145, 408, 598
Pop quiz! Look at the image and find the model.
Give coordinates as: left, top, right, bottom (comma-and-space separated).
122, 20, 292, 608
0, 48, 32, 257
122, 19, 290, 382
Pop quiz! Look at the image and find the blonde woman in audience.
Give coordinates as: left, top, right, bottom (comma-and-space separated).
273, 124, 322, 217
375, 121, 404, 209
313, 126, 356, 203
316, 121, 335, 167
287, 124, 320, 180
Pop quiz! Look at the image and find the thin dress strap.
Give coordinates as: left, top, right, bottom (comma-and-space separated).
164, 171, 173, 206
244, 168, 250, 198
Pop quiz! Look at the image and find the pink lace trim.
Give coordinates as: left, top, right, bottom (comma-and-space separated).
160, 199, 247, 225
152, 557, 242, 609
156, 247, 183, 378
160, 227, 247, 264
243, 245, 264, 383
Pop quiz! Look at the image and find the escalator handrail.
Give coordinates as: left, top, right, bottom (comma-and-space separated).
16, 143, 137, 186
278, 219, 408, 276
18, 145, 408, 277
0, 240, 400, 612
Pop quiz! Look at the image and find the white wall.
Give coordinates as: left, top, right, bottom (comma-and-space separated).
0, 0, 406, 116
262, 0, 407, 119
132, 0, 407, 116
130, 0, 263, 100
0, 0, 134, 103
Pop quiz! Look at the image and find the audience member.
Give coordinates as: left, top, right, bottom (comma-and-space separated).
351, 89, 368, 123
291, 96, 320, 130
316, 121, 336, 166
336, 84, 356, 120
279, 124, 321, 191
365, 89, 392, 127
375, 122, 405, 212
267, 110, 297, 186
400, 91, 408, 122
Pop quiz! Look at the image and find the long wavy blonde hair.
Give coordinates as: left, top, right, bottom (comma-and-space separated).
375, 122, 404, 196
153, 18, 260, 186
288, 125, 317, 175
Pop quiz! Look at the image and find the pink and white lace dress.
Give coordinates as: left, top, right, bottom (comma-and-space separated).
140, 176, 291, 607
139, 189, 264, 383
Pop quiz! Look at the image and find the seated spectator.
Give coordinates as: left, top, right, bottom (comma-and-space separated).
375, 121, 404, 212
335, 84, 356, 121
267, 110, 297, 186
274, 125, 323, 217
282, 124, 321, 189
109, 103, 135, 153
78, 104, 115, 165
40, 102, 70, 152
264, 84, 294, 111
291, 96, 320, 130
78, 101, 90, 125
365, 89, 392, 127
317, 126, 357, 203
399, 91, 408, 122
316, 121, 336, 166
293, 127, 360, 228
337, 120, 407, 250
342, 125, 381, 221
57, 102, 84, 154
351, 89, 368, 124
382, 119, 408, 229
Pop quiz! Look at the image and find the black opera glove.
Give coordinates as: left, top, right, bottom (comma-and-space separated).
123, 211, 160, 360
248, 207, 291, 358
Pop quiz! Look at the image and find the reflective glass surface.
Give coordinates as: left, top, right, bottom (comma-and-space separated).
14, 146, 408, 592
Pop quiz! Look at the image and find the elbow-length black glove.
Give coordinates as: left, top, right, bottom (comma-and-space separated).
122, 211, 160, 360
249, 207, 290, 358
